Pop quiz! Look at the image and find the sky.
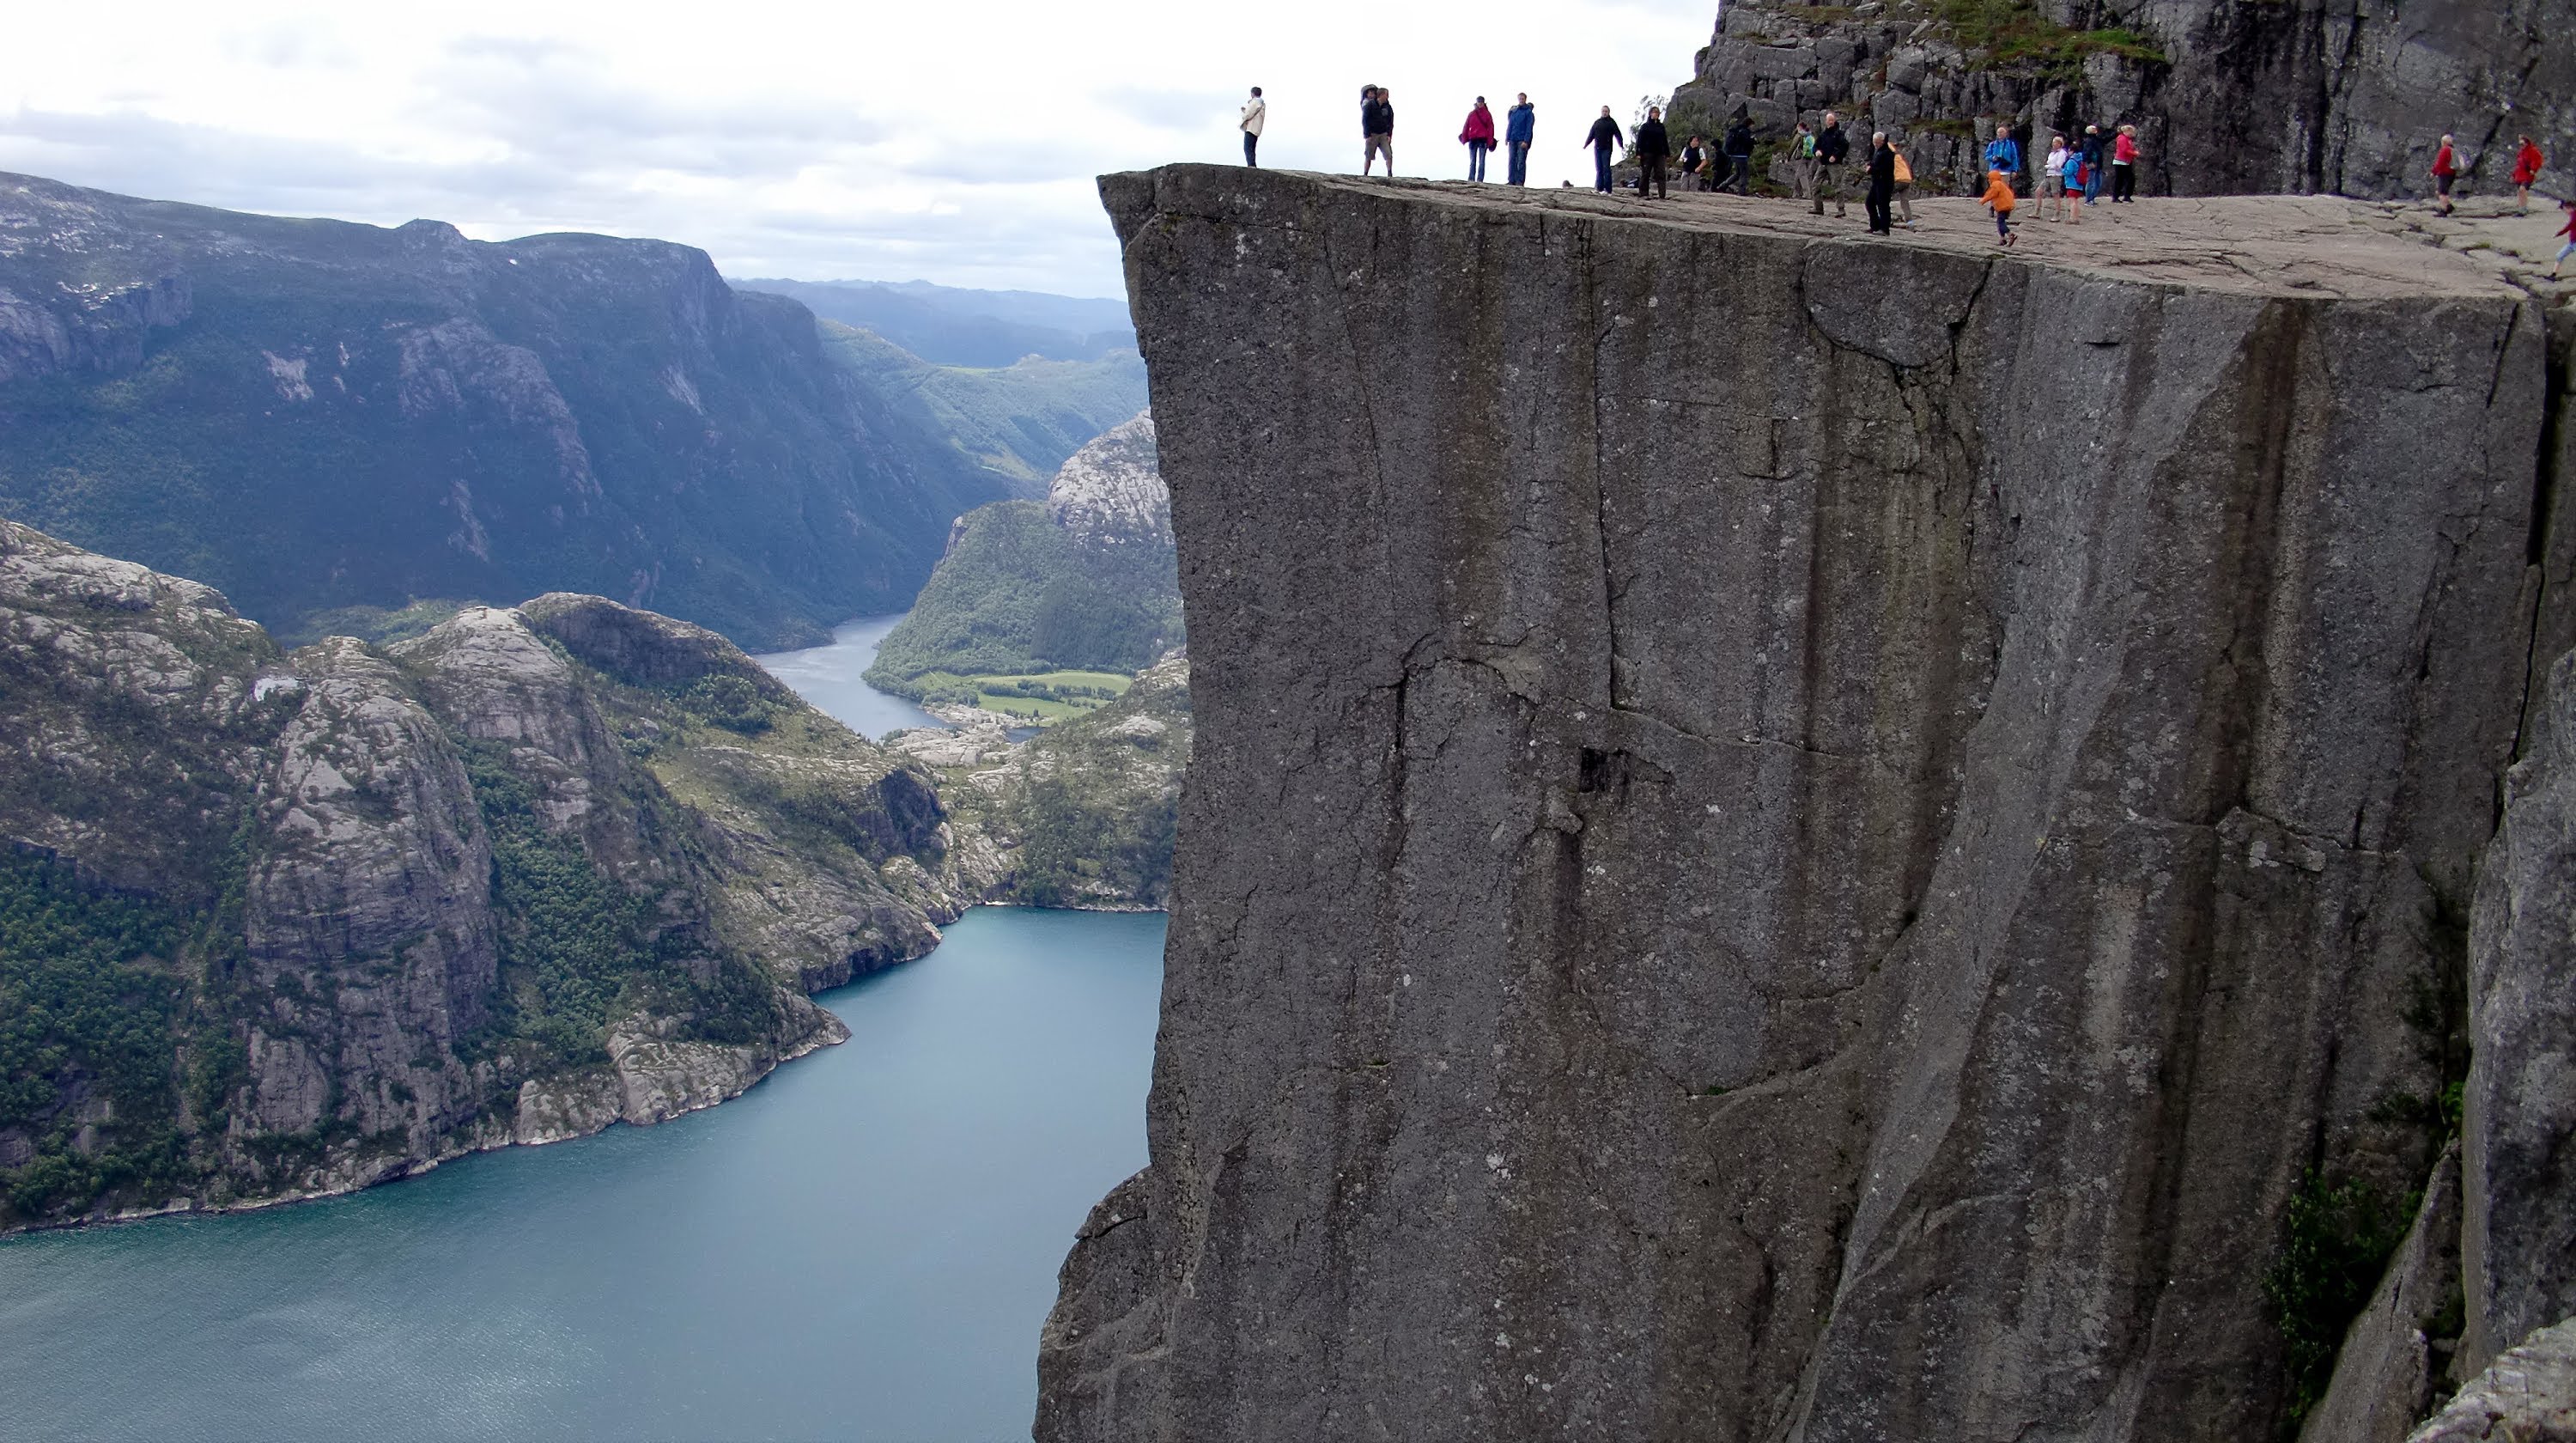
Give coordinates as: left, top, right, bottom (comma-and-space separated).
0, 0, 1714, 300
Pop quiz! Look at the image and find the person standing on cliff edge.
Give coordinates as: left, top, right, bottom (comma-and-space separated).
1363, 87, 1396, 176
1814, 112, 1850, 217
1505, 94, 1535, 185
1634, 107, 1672, 199
1241, 88, 1265, 167
1863, 132, 1898, 234
1584, 107, 1625, 194
1984, 121, 2022, 192
2432, 133, 2458, 216
2111, 124, 2138, 202
1460, 97, 1498, 181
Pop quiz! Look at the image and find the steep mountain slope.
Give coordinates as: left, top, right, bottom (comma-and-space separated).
733, 277, 1135, 366
1038, 166, 2576, 1441
0, 171, 1115, 652
817, 322, 1146, 490
1671, 0, 2572, 199
866, 413, 1178, 697
0, 520, 984, 1232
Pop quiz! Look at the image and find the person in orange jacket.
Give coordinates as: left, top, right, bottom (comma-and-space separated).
1982, 167, 2018, 247
2512, 135, 2545, 215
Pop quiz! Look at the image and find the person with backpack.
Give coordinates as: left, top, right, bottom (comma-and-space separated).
1460, 97, 1498, 181
1723, 113, 1757, 196
1984, 122, 2022, 189
1863, 132, 1897, 234
1584, 107, 1625, 193
1892, 145, 1917, 228
1633, 107, 1673, 199
2432, 133, 2458, 215
1241, 88, 1266, 167
2041, 135, 2070, 221
1814, 112, 1850, 217
1363, 87, 1396, 176
1505, 94, 1536, 186
1982, 167, 2018, 247
2513, 135, 2546, 214
2111, 124, 2139, 202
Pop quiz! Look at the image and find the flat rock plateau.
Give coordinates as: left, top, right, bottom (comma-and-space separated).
1038, 167, 2576, 1441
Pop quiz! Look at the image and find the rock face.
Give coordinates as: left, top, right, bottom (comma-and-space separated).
1047, 414, 1168, 545
1039, 166, 2575, 1441
2409, 1317, 2576, 1442
1671, 0, 2573, 201
0, 170, 1140, 650
0, 521, 978, 1230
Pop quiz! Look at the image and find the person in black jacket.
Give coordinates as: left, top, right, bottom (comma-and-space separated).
1583, 107, 1625, 193
1634, 107, 1672, 198
1722, 114, 1755, 195
1362, 86, 1395, 175
1864, 131, 1897, 234
1813, 112, 1850, 217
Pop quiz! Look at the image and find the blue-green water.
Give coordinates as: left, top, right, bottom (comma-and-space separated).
0, 909, 1165, 1442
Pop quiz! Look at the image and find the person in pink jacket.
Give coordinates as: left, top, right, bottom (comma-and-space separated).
1460, 98, 1498, 182
2111, 124, 2139, 202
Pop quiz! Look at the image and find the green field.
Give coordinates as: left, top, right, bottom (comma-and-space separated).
912, 668, 1134, 724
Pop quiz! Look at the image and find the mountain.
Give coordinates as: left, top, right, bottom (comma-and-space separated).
0, 520, 988, 1232
817, 322, 1145, 490
730, 277, 1135, 368
0, 172, 1138, 653
1039, 165, 2576, 1440
866, 413, 1179, 700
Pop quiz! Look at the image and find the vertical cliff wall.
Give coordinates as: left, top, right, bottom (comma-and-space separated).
1041, 167, 2571, 1441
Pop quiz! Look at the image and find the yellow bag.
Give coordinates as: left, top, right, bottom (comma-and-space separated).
1893, 152, 1914, 184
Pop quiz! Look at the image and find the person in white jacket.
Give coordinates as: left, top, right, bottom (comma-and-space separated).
1242, 88, 1266, 167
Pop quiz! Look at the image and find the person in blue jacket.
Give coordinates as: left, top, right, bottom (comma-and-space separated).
1983, 122, 2022, 191
1505, 94, 1536, 186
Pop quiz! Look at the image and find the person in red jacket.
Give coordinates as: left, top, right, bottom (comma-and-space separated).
1460, 97, 1498, 182
2111, 124, 2139, 203
2432, 133, 2458, 216
2512, 135, 2545, 215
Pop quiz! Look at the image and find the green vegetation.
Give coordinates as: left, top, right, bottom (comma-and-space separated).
817, 323, 1149, 490
0, 849, 191, 1219
1932, 0, 2167, 75
907, 668, 1133, 722
2262, 1170, 2408, 1424
865, 502, 1180, 698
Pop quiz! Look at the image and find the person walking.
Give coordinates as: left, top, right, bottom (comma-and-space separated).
1783, 119, 1814, 203
2552, 197, 2575, 278
1461, 97, 1498, 181
2041, 135, 2069, 221
1984, 121, 2022, 191
1724, 112, 1757, 196
1814, 112, 1850, 216
1864, 131, 1897, 234
2080, 125, 2108, 204
1241, 87, 1266, 167
1982, 166, 2019, 247
2432, 133, 2458, 215
1634, 107, 1672, 198
2512, 135, 2546, 214
2111, 124, 2139, 202
1892, 144, 1917, 227
1506, 94, 1535, 186
1585, 106, 1625, 193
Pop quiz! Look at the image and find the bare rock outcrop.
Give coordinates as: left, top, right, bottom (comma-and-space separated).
2410, 1318, 2576, 1442
1038, 166, 2573, 1441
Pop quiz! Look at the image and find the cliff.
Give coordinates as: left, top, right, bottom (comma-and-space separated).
0, 521, 980, 1230
0, 171, 1139, 651
1670, 0, 2572, 200
1039, 166, 2576, 1440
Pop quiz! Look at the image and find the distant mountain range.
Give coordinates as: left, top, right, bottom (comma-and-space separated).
0, 172, 1144, 651
730, 277, 1135, 368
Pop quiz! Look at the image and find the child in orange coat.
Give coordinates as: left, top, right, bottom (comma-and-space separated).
1982, 168, 2018, 247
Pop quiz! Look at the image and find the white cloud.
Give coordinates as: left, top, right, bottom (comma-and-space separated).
0, 0, 1712, 297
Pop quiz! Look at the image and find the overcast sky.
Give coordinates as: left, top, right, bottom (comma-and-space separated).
1, 0, 1713, 299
